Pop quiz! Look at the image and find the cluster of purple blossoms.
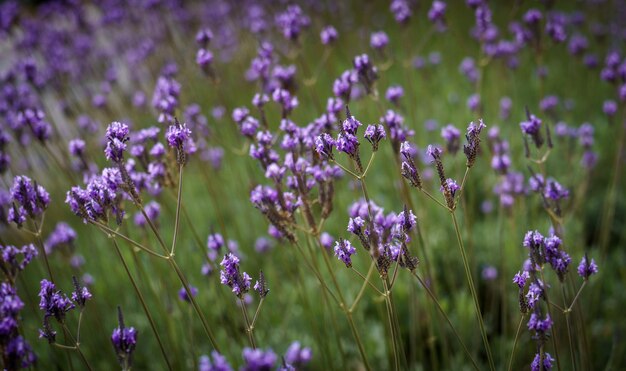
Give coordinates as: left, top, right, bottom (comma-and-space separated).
38, 280, 75, 322
428, 1, 447, 28
219, 253, 251, 298
45, 222, 76, 253
523, 230, 572, 281
459, 57, 479, 84
520, 111, 546, 149
0, 283, 36, 368
166, 120, 195, 165
341, 199, 419, 274
7, 175, 50, 227
577, 255, 598, 280
65, 167, 125, 224
577, 123, 597, 169
390, 0, 412, 24
400, 142, 422, 189
275, 4, 310, 41
105, 121, 130, 164
152, 75, 181, 123
111, 307, 137, 371
463, 119, 487, 168
382, 110, 414, 152
353, 54, 378, 94
0, 244, 37, 281
199, 351, 232, 371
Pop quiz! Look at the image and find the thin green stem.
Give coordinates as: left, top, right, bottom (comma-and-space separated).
507, 314, 526, 371
382, 279, 400, 370
91, 221, 169, 259
451, 212, 495, 371
421, 189, 451, 211
562, 285, 576, 370
251, 298, 265, 328
362, 152, 376, 177
61, 324, 94, 371
413, 273, 479, 370
170, 164, 184, 256
539, 269, 562, 371
112, 239, 173, 370
32, 218, 55, 283
351, 265, 384, 297
568, 281, 586, 311
239, 298, 257, 349
350, 262, 377, 312
345, 313, 372, 371
330, 158, 361, 179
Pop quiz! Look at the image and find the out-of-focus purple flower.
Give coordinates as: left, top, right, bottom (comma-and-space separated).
195, 28, 213, 46
68, 139, 86, 157
45, 222, 76, 252
482, 266, 498, 281
603, 100, 617, 117
391, 0, 412, 24
428, 1, 447, 25
0, 244, 37, 279
500, 97, 512, 120
199, 351, 232, 371
385, 85, 404, 104
540, 95, 559, 113
178, 285, 198, 302
467, 93, 480, 112
441, 124, 461, 154
275, 5, 310, 41
334, 239, 356, 268
284, 341, 312, 367
196, 49, 214, 69
320, 232, 334, 249
370, 31, 389, 51
133, 201, 160, 227
242, 348, 277, 371
320, 25, 338, 45
523, 9, 542, 25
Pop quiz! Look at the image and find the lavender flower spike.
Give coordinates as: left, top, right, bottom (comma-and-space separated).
577, 255, 598, 280
111, 306, 138, 371
334, 239, 356, 268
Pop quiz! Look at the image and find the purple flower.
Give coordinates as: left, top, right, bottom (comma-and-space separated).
133, 201, 160, 227
38, 279, 74, 321
45, 222, 76, 252
71, 276, 92, 308
9, 175, 50, 221
195, 28, 213, 46
320, 233, 334, 249
482, 266, 498, 281
320, 26, 338, 45
196, 49, 214, 69
284, 341, 312, 366
178, 285, 198, 302
254, 271, 269, 298
364, 124, 386, 151
577, 255, 598, 279
5, 335, 36, 368
531, 353, 554, 371
105, 122, 130, 163
527, 313, 553, 334
370, 31, 389, 50
603, 100, 617, 116
385, 85, 404, 104
428, 1, 447, 24
111, 307, 137, 370
242, 348, 277, 371
220, 253, 251, 297
500, 97, 512, 120
199, 351, 232, 371
512, 271, 530, 288
441, 124, 461, 154
336, 132, 359, 157
334, 239, 356, 268
314, 133, 335, 159
275, 5, 310, 41
441, 178, 459, 197
523, 9, 542, 25
391, 0, 412, 24
68, 139, 86, 157
347, 217, 365, 234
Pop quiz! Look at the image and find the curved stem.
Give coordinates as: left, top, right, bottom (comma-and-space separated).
112, 239, 173, 370
451, 212, 495, 371
350, 262, 377, 312
170, 164, 184, 256
239, 298, 256, 349
507, 314, 525, 371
